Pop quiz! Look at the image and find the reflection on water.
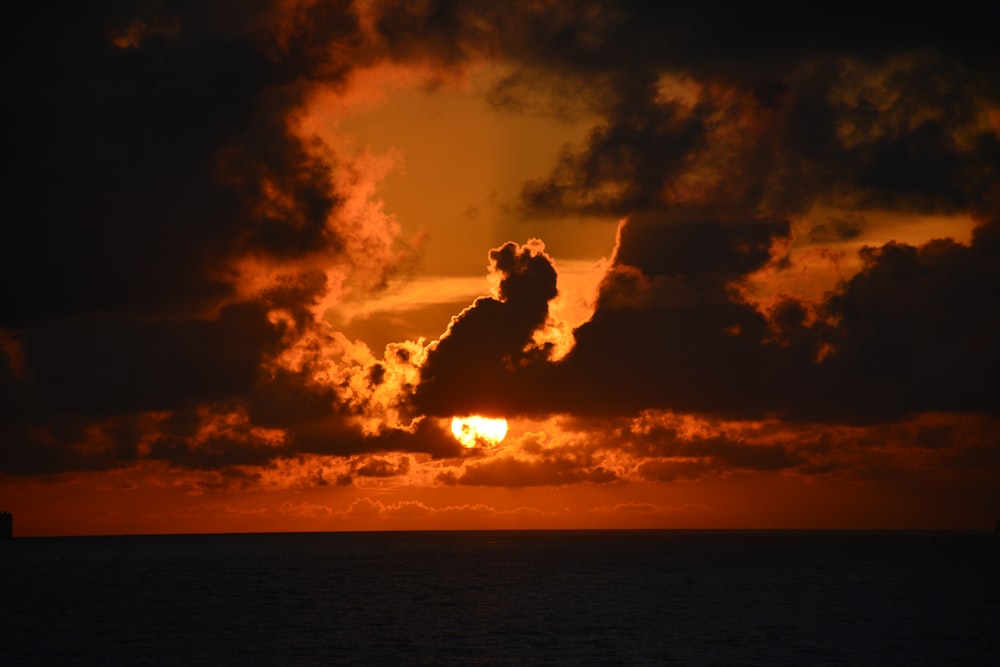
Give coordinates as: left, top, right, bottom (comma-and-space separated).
3, 531, 998, 665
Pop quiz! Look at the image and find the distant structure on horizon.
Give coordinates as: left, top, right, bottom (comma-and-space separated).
0, 512, 11, 540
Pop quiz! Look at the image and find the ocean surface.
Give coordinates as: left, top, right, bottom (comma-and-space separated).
2, 530, 998, 665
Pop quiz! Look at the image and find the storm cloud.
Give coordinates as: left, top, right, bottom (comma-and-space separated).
0, 1, 473, 475
407, 2, 1000, 425
2, 0, 998, 488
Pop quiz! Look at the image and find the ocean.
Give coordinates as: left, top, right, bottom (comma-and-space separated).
2, 530, 997, 665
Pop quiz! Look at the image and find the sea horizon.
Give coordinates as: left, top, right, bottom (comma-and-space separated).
5, 525, 998, 539
5, 528, 998, 665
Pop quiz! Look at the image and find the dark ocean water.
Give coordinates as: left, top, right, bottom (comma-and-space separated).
2, 530, 998, 665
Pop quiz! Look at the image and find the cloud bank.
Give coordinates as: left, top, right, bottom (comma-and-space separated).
2, 1, 998, 507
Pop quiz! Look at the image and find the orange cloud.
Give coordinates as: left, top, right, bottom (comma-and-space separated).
4, 2, 1000, 537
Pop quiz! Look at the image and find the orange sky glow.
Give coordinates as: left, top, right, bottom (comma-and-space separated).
2, 2, 998, 536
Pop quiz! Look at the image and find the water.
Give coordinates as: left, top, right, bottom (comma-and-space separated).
2, 531, 998, 665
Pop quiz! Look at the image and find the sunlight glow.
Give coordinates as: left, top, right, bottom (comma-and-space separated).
450, 416, 508, 448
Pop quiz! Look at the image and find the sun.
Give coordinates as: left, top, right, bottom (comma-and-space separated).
450, 416, 508, 448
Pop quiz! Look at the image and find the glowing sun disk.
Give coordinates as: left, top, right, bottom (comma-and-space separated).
450, 416, 508, 447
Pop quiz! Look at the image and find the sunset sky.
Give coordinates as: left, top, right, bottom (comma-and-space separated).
3, 1, 999, 535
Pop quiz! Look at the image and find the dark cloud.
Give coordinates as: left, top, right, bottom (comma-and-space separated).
486, 68, 601, 122
807, 213, 865, 244
516, 56, 998, 222
414, 241, 558, 416
0, 1, 472, 476
768, 56, 1000, 216
335, 454, 412, 486
354, 455, 411, 478
0, 397, 460, 476
425, 212, 1000, 424
816, 217, 1000, 421
21, 302, 283, 416
519, 76, 707, 216
0, 414, 146, 476
457, 454, 617, 487
616, 420, 796, 467
414, 221, 999, 429
4, 2, 360, 326
409, 2, 1000, 428
3, 1, 999, 482
638, 435, 800, 475
488, 3, 999, 88
2, 1, 353, 453
148, 433, 282, 472
611, 211, 786, 283
552, 215, 814, 420
393, 3, 998, 431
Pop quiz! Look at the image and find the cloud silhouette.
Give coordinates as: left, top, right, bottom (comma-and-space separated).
1, 0, 997, 494
414, 240, 558, 416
